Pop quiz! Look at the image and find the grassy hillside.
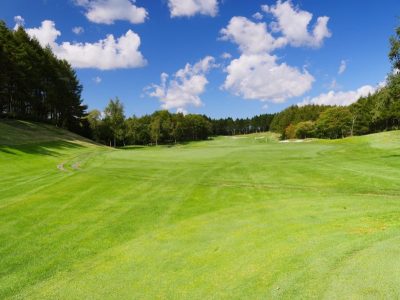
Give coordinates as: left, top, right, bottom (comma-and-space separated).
1, 120, 400, 299
0, 119, 92, 146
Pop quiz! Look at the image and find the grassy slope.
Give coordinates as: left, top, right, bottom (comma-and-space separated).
1, 120, 400, 299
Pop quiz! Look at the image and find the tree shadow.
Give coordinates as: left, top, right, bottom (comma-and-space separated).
0, 140, 85, 156
120, 145, 147, 151
381, 154, 400, 158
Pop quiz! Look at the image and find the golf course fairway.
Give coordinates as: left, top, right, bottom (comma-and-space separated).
1, 120, 400, 299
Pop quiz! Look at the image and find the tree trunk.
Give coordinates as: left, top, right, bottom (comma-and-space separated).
350, 115, 357, 136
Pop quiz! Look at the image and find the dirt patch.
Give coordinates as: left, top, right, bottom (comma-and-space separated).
57, 163, 65, 171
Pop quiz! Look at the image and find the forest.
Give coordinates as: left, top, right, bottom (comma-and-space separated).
1, 21, 400, 146
0, 21, 89, 136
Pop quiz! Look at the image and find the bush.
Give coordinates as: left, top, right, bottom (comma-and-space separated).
295, 121, 316, 139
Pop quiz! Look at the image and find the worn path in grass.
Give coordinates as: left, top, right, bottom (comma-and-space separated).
1, 120, 400, 299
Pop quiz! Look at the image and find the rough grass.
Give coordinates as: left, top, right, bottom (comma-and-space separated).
1, 120, 400, 299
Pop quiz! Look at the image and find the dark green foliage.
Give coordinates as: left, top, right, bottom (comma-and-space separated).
104, 98, 125, 147
0, 21, 87, 134
211, 114, 275, 136
89, 106, 213, 146
295, 121, 316, 139
270, 105, 331, 136
315, 107, 353, 139
389, 25, 400, 70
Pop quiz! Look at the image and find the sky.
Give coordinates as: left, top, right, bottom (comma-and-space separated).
1, 0, 399, 118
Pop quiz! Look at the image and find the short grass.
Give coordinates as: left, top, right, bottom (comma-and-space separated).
1, 120, 400, 299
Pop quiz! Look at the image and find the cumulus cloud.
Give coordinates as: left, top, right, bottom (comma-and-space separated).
25, 20, 146, 70
223, 53, 314, 102
220, 16, 285, 54
338, 60, 347, 75
74, 0, 147, 24
298, 85, 378, 107
13, 16, 25, 30
26, 20, 61, 47
252, 12, 263, 20
146, 56, 217, 112
168, 0, 219, 17
219, 0, 330, 104
262, 0, 331, 48
72, 26, 84, 35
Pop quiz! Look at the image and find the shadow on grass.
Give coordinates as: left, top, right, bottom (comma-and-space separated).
119, 140, 212, 150
120, 145, 148, 151
381, 154, 400, 158
0, 140, 85, 156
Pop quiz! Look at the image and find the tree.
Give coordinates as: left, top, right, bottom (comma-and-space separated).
270, 105, 330, 135
389, 25, 400, 71
150, 115, 161, 146
315, 107, 353, 139
295, 121, 316, 139
171, 113, 185, 144
284, 124, 296, 139
0, 22, 88, 135
104, 98, 125, 147
86, 109, 102, 141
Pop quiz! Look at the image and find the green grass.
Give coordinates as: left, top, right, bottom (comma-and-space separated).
1, 120, 400, 299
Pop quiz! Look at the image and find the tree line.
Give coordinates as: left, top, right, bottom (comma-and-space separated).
270, 74, 400, 140
269, 26, 400, 140
1, 21, 400, 145
0, 21, 89, 135
86, 99, 276, 146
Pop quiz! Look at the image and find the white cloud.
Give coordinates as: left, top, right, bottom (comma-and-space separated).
25, 20, 146, 70
338, 60, 347, 75
220, 1, 331, 104
220, 16, 285, 55
93, 76, 102, 84
252, 12, 263, 20
168, 0, 218, 17
177, 108, 188, 115
298, 85, 378, 107
13, 16, 25, 30
146, 56, 217, 112
26, 20, 61, 47
264, 0, 331, 48
72, 26, 84, 35
261, 5, 270, 12
223, 53, 314, 102
221, 52, 232, 59
261, 1, 331, 48
74, 0, 147, 24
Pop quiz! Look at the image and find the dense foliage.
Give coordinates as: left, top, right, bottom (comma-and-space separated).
0, 21, 89, 135
86, 100, 275, 146
211, 114, 275, 136
270, 105, 332, 138
271, 73, 400, 140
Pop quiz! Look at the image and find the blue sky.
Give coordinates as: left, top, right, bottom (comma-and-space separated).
1, 0, 399, 118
